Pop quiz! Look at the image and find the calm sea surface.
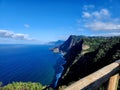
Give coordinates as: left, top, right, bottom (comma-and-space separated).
0, 44, 63, 85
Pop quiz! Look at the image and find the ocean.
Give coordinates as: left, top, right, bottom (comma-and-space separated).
0, 44, 65, 86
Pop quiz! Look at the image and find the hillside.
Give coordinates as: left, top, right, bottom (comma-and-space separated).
56, 35, 120, 89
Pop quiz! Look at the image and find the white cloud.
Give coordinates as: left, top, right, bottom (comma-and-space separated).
100, 9, 109, 16
92, 11, 101, 18
81, 8, 120, 31
24, 24, 30, 28
12, 33, 29, 40
0, 30, 14, 38
107, 32, 120, 36
82, 9, 110, 19
85, 21, 120, 30
82, 12, 91, 18
83, 5, 95, 10
0, 30, 35, 41
91, 32, 120, 36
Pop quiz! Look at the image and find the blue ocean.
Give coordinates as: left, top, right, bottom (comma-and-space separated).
0, 44, 65, 86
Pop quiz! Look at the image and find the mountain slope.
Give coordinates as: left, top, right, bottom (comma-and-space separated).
56, 35, 120, 89
59, 35, 85, 52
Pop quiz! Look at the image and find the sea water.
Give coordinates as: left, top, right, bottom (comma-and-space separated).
0, 44, 64, 86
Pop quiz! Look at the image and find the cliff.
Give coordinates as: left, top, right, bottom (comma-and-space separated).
52, 35, 85, 54
59, 35, 83, 52
56, 35, 120, 89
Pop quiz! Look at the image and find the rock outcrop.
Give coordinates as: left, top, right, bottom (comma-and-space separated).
59, 35, 85, 52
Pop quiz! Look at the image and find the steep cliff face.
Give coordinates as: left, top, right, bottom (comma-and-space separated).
59, 35, 85, 52
57, 36, 120, 89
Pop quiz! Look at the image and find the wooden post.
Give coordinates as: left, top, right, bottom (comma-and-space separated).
107, 73, 119, 90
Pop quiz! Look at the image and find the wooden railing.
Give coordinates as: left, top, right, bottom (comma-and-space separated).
64, 60, 120, 90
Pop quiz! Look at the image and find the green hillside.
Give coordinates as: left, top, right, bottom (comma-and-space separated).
56, 35, 120, 89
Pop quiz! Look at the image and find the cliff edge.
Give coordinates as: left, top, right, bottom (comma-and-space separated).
56, 35, 120, 89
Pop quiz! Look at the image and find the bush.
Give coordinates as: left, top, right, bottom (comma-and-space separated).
1, 82, 45, 90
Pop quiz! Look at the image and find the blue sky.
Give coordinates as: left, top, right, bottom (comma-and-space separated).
0, 0, 120, 44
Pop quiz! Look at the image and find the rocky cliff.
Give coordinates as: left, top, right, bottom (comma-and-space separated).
56, 35, 120, 89
59, 35, 83, 52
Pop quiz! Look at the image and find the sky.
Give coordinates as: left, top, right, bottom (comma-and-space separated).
0, 0, 120, 44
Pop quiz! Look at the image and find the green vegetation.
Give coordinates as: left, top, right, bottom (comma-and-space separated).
78, 36, 120, 63
83, 37, 108, 52
0, 82, 45, 90
93, 37, 120, 62
57, 35, 120, 89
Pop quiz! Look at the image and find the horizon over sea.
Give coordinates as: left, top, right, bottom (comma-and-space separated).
0, 44, 65, 86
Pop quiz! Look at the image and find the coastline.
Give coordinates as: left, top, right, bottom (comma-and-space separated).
52, 52, 66, 88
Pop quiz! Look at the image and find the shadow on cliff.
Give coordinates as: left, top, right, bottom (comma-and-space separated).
57, 40, 120, 88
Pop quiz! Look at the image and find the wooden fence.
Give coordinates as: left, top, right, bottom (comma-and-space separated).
64, 60, 120, 90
